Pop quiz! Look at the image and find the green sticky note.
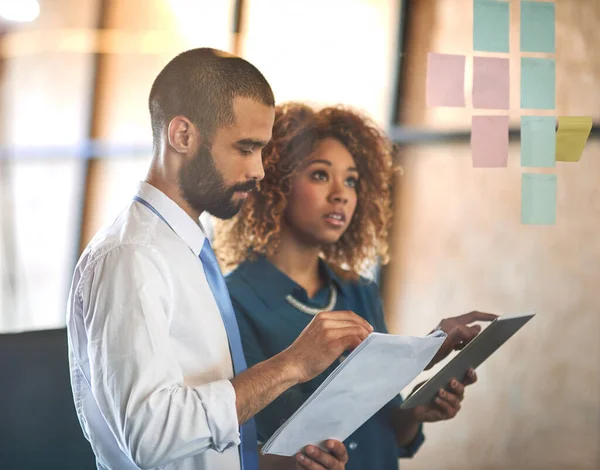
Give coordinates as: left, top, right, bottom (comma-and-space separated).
521, 116, 556, 167
521, 173, 557, 225
521, 58, 555, 109
473, 0, 510, 53
521, 1, 555, 53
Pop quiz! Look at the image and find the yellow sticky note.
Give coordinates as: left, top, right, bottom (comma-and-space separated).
556, 116, 593, 162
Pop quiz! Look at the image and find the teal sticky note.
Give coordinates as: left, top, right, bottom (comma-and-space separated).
473, 0, 510, 53
521, 1, 555, 53
521, 58, 555, 109
521, 173, 557, 225
521, 116, 556, 167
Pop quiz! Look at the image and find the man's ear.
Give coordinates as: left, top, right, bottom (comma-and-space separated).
167, 116, 201, 154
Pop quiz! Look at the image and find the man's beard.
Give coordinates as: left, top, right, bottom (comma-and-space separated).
178, 145, 256, 220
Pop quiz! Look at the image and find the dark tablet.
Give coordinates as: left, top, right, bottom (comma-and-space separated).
400, 312, 536, 409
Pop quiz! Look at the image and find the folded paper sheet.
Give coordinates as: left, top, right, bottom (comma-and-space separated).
555, 116, 593, 163
262, 331, 446, 457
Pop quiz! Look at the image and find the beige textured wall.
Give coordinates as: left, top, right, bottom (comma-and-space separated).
384, 0, 600, 469
398, 0, 600, 129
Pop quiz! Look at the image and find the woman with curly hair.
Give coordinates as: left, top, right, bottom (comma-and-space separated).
214, 103, 495, 470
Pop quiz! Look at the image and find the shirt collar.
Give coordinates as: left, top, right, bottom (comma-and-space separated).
321, 261, 351, 297
238, 254, 350, 301
135, 181, 206, 256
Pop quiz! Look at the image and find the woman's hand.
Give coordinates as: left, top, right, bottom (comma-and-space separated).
295, 440, 348, 470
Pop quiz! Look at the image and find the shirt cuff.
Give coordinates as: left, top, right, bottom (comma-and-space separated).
195, 379, 240, 453
397, 423, 425, 458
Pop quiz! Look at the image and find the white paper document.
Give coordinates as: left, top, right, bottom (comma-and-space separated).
261, 331, 447, 456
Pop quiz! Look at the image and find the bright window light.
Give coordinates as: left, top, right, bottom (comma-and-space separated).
0, 0, 40, 23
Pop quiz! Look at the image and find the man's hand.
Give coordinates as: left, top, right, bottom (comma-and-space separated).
410, 369, 477, 422
283, 311, 373, 383
295, 440, 348, 470
426, 311, 498, 369
232, 311, 371, 425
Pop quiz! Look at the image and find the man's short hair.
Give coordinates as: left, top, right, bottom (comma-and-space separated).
149, 48, 275, 147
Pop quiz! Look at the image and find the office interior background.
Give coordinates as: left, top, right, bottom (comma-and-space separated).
0, 0, 598, 468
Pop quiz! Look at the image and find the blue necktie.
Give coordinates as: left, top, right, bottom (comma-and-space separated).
200, 240, 259, 470
133, 196, 258, 469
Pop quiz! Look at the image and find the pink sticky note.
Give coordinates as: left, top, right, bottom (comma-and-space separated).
473, 57, 510, 109
426, 53, 466, 107
471, 116, 509, 167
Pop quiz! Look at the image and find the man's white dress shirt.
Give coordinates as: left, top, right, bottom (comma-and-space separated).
66, 182, 242, 470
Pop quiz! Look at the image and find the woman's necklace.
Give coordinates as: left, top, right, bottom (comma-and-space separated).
285, 284, 338, 316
